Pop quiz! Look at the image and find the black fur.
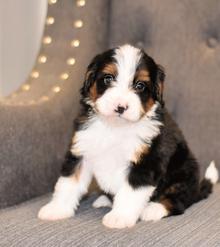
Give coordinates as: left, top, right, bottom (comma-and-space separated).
80, 49, 116, 99
137, 52, 165, 106
61, 151, 82, 177
128, 108, 212, 216
62, 46, 215, 219
196, 179, 213, 201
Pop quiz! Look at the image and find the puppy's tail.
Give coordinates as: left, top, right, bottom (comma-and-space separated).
197, 161, 219, 202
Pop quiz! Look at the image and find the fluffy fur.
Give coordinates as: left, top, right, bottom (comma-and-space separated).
38, 44, 219, 228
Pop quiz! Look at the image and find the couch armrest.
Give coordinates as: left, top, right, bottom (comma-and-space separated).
0, 0, 109, 208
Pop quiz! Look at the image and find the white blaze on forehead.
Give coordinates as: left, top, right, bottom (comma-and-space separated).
114, 44, 142, 88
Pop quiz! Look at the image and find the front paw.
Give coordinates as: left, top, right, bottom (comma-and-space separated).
38, 201, 74, 221
102, 210, 137, 229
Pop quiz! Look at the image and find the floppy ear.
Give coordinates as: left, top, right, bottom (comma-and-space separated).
80, 55, 100, 97
156, 64, 165, 106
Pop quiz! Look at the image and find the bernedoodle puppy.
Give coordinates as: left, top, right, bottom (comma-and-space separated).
38, 44, 219, 229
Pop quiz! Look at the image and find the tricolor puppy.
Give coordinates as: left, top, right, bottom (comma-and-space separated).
38, 44, 219, 228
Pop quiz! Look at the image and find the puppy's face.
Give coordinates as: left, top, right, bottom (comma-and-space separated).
81, 45, 165, 122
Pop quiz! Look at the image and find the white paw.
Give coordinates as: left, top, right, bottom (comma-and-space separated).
140, 202, 168, 222
38, 201, 74, 221
102, 210, 136, 229
92, 195, 112, 208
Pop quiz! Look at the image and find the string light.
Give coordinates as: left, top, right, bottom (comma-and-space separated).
71, 39, 80, 47
53, 86, 61, 93
76, 0, 86, 7
5, 0, 86, 106
67, 58, 76, 65
74, 20, 83, 28
22, 84, 31, 91
60, 73, 69, 80
48, 0, 57, 4
40, 96, 49, 102
43, 36, 52, 44
46, 17, 55, 25
31, 71, 39, 78
38, 55, 47, 63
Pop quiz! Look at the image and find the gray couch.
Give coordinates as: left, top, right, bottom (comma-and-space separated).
0, 0, 219, 246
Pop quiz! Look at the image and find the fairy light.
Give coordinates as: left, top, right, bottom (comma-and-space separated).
40, 96, 49, 102
22, 84, 31, 91
60, 73, 69, 80
38, 55, 47, 63
71, 39, 80, 47
48, 0, 57, 4
5, 0, 86, 106
74, 20, 83, 28
46, 17, 55, 25
67, 58, 76, 65
53, 86, 61, 93
43, 36, 52, 44
76, 0, 86, 7
31, 71, 39, 78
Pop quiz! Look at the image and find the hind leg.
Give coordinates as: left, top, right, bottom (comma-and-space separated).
140, 201, 169, 221
141, 182, 194, 222
92, 194, 112, 208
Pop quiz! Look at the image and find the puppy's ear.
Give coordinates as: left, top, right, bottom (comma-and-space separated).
156, 64, 165, 106
80, 55, 100, 97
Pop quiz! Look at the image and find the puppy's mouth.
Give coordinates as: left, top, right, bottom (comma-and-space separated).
103, 111, 141, 123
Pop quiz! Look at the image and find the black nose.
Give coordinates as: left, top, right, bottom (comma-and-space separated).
115, 106, 127, 114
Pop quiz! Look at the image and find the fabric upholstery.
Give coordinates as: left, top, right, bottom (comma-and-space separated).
1, 1, 219, 245
0, 0, 219, 211
0, 184, 220, 247
109, 0, 220, 176
0, 0, 110, 208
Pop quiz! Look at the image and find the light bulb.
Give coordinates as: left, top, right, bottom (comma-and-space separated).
67, 58, 76, 65
22, 84, 30, 91
53, 86, 61, 93
48, 0, 57, 4
76, 0, 86, 7
71, 39, 80, 47
43, 36, 52, 44
31, 71, 39, 78
60, 73, 69, 80
74, 20, 83, 28
46, 17, 55, 25
38, 55, 47, 63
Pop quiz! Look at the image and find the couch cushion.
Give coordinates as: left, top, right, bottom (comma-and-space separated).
1, 184, 220, 247
109, 0, 220, 175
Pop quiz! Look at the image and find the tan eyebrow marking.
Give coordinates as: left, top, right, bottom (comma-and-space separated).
135, 69, 150, 82
102, 63, 117, 76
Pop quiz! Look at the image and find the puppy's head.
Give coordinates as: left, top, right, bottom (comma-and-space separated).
81, 44, 165, 122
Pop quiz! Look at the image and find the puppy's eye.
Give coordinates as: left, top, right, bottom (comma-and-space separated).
103, 74, 114, 85
134, 81, 146, 92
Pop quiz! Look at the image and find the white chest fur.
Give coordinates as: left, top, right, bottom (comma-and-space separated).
72, 105, 162, 195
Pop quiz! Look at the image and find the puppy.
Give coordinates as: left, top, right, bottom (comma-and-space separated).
38, 44, 219, 228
